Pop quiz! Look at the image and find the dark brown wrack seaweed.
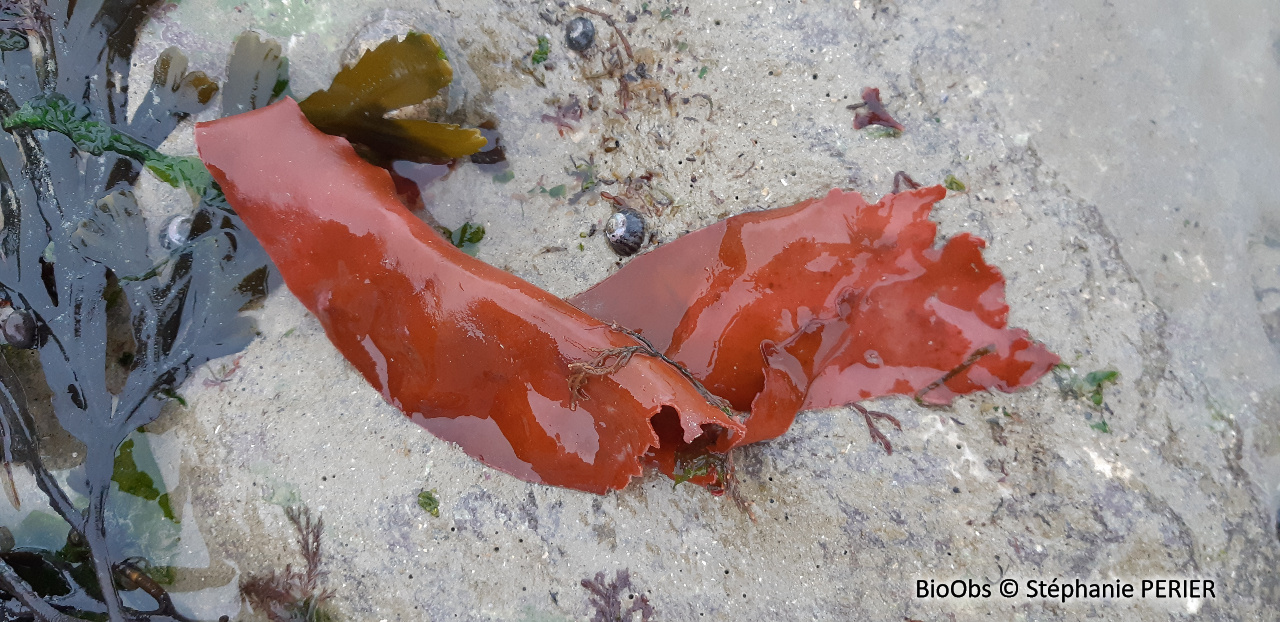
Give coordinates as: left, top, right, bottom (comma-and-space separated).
0, 12, 489, 617
0, 2, 287, 619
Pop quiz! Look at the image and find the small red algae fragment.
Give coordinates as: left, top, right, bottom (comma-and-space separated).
849, 86, 905, 132
541, 95, 583, 137
196, 99, 742, 494
892, 170, 922, 193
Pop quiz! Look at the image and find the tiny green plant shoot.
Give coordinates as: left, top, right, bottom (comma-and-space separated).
440, 222, 487, 256
943, 174, 967, 192
528, 183, 569, 199
1053, 364, 1120, 407
568, 157, 599, 192
669, 450, 729, 491
417, 489, 440, 517
1052, 364, 1120, 433
532, 36, 551, 65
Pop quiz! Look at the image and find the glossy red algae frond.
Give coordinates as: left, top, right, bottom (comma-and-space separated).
197, 100, 1057, 495
571, 187, 1060, 447
195, 99, 742, 494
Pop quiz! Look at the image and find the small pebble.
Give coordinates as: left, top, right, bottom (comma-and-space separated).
565, 17, 596, 52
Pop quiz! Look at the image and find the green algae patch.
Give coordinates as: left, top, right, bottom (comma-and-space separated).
440, 222, 486, 256
1053, 364, 1120, 409
113, 438, 178, 523
531, 35, 551, 65
417, 489, 441, 517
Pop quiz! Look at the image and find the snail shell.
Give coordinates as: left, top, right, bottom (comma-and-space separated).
605, 208, 645, 256
0, 306, 34, 349
161, 214, 193, 249
565, 17, 596, 52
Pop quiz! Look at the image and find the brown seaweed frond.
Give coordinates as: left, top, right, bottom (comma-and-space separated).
287, 506, 327, 594
580, 569, 653, 622
240, 505, 336, 622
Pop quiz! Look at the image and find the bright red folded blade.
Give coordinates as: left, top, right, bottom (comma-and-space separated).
196, 99, 743, 494
571, 188, 1059, 447
197, 98, 1057, 495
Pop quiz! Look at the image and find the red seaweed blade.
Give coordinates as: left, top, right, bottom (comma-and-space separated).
571, 187, 1059, 448
198, 99, 1057, 494
196, 99, 743, 494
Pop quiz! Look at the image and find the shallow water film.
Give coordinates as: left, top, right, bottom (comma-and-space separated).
2, 0, 1278, 620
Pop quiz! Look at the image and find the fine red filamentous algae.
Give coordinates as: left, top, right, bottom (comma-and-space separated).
196, 98, 1057, 494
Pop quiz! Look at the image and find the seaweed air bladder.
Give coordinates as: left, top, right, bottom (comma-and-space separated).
196, 99, 1058, 495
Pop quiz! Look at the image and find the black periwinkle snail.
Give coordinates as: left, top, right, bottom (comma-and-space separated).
565, 17, 595, 52
605, 208, 645, 256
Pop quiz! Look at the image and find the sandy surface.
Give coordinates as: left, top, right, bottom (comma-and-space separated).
43, 0, 1277, 619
